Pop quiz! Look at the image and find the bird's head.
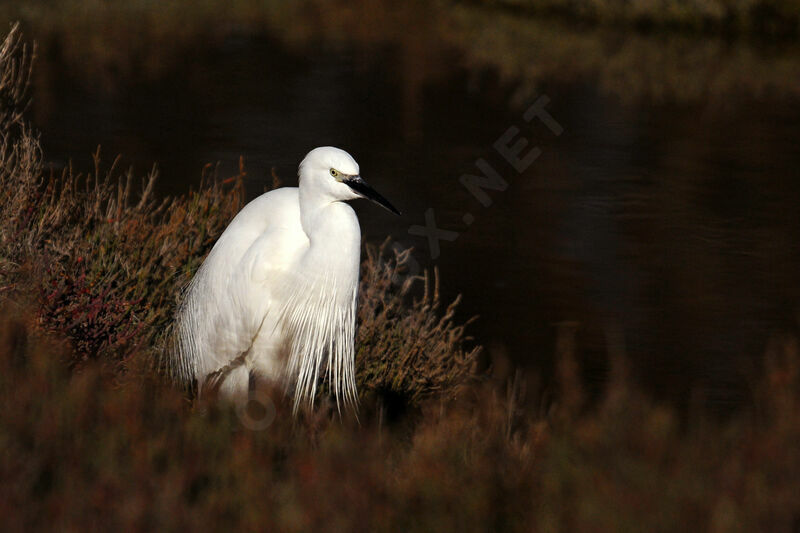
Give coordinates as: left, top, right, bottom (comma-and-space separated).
298, 146, 400, 215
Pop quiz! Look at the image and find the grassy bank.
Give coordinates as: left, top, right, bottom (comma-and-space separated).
3, 0, 800, 105
467, 0, 800, 36
2, 23, 800, 532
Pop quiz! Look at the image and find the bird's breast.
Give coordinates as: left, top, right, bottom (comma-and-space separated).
301, 202, 362, 286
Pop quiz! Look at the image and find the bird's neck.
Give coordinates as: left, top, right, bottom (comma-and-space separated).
299, 186, 360, 245
298, 185, 322, 232
299, 186, 338, 236
295, 187, 362, 303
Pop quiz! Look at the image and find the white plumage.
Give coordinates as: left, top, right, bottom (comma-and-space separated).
174, 147, 399, 411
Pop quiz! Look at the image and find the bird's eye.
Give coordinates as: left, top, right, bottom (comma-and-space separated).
330, 168, 339, 178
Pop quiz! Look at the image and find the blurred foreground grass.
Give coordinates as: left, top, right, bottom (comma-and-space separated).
5, 317, 799, 531
1, 22, 800, 533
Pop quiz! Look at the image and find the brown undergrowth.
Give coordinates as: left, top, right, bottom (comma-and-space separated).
2, 281, 800, 531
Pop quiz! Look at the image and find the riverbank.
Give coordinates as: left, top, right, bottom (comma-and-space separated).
3, 0, 799, 106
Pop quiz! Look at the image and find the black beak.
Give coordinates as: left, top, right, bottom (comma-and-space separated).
344, 175, 401, 215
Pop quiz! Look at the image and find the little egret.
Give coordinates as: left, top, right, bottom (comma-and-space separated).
174, 147, 399, 411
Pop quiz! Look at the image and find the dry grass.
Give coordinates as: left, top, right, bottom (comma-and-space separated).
2, 22, 800, 533
356, 244, 480, 407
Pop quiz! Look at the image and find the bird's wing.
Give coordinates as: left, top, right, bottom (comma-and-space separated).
174, 188, 305, 385
219, 225, 309, 365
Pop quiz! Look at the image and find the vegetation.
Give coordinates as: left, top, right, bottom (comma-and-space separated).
2, 22, 800, 533
471, 0, 800, 36
2, 0, 800, 105
446, 6, 800, 104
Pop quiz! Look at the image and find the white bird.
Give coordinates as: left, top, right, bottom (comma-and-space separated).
174, 147, 399, 411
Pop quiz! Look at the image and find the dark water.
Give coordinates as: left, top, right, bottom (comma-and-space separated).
33, 31, 800, 411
